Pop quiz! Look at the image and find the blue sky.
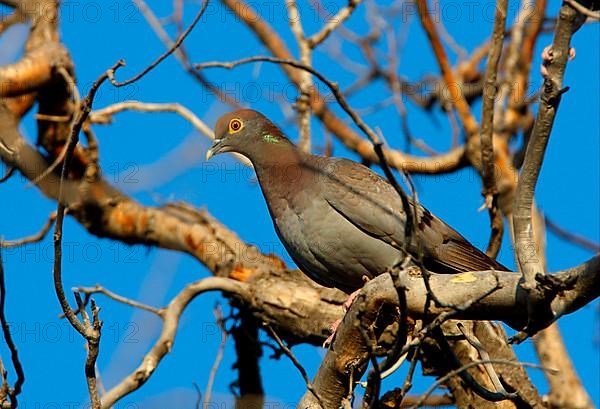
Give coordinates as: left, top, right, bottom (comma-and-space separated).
0, 0, 598, 407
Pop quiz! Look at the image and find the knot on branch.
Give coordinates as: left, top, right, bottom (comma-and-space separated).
540, 82, 569, 106
534, 271, 577, 299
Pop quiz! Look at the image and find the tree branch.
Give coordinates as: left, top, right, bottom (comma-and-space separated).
415, 0, 479, 136
513, 2, 582, 335
479, 0, 507, 258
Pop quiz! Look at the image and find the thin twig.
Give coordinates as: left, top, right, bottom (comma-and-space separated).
479, 0, 507, 258
359, 320, 382, 408
132, 0, 240, 107
415, 0, 479, 136
74, 285, 161, 316
203, 305, 228, 409
457, 322, 516, 398
54, 61, 123, 337
545, 215, 600, 253
285, 0, 312, 152
90, 101, 212, 138
307, 0, 363, 48
52, 62, 123, 409
0, 251, 25, 406
411, 359, 558, 408
109, 0, 209, 87
101, 277, 250, 408
0, 165, 15, 184
399, 346, 420, 399
265, 325, 324, 408
89, 100, 251, 167
1, 211, 57, 248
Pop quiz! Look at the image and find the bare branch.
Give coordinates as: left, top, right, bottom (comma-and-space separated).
74, 285, 161, 316
307, 0, 363, 48
0, 252, 25, 406
285, 0, 312, 152
479, 0, 507, 258
219, 0, 467, 175
545, 215, 600, 253
513, 2, 582, 334
1, 212, 57, 248
202, 305, 228, 409
108, 0, 209, 87
90, 101, 212, 138
100, 277, 250, 408
53, 61, 124, 339
131, 0, 240, 106
457, 322, 516, 399
533, 323, 594, 408
410, 359, 557, 409
415, 0, 479, 136
266, 325, 324, 407
564, 0, 600, 20
51, 62, 123, 409
89, 100, 252, 167
298, 274, 400, 408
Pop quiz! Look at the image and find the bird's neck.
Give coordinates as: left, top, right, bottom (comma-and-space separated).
249, 140, 304, 171
251, 142, 313, 204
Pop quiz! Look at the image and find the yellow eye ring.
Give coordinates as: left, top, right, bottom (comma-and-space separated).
228, 118, 243, 134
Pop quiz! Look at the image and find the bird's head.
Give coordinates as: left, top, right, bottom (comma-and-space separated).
206, 109, 290, 161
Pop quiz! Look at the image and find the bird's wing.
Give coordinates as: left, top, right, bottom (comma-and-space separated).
319, 157, 408, 246
319, 157, 507, 273
413, 205, 509, 272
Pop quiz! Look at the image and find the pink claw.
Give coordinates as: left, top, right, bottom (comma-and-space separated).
343, 288, 361, 311
540, 45, 576, 78
323, 288, 363, 348
541, 45, 553, 62
322, 318, 342, 348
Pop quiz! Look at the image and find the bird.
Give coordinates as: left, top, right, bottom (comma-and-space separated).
206, 109, 507, 296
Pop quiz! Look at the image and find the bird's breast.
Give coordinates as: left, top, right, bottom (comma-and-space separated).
270, 196, 403, 292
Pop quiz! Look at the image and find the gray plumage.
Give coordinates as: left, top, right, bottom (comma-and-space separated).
207, 109, 507, 294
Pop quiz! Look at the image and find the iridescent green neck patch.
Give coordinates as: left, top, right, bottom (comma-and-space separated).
263, 134, 280, 144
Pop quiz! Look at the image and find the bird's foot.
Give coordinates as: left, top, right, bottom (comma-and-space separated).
323, 318, 342, 348
323, 289, 365, 348
541, 45, 576, 78
343, 288, 362, 311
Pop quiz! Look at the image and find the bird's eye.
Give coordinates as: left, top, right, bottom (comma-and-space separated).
229, 118, 243, 134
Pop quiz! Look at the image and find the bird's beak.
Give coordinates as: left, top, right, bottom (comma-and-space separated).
206, 138, 224, 161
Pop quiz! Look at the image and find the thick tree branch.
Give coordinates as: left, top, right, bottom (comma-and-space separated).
232, 310, 264, 409
296, 264, 598, 407
298, 274, 400, 408
0, 44, 71, 98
